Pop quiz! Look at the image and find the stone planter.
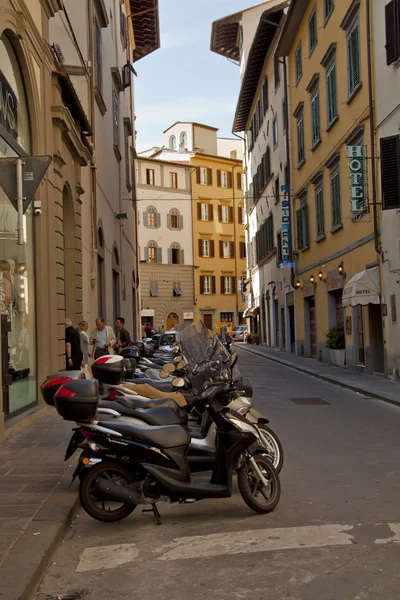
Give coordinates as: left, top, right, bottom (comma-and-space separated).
330, 349, 345, 367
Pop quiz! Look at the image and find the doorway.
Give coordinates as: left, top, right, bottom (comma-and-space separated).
289, 305, 296, 353
368, 304, 384, 373
281, 308, 286, 350
203, 313, 213, 330
309, 297, 317, 359
167, 312, 179, 330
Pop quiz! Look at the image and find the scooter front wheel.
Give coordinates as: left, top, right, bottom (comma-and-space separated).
238, 454, 281, 514
257, 424, 284, 474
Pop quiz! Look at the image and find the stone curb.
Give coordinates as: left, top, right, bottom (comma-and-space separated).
236, 344, 400, 408
0, 463, 79, 600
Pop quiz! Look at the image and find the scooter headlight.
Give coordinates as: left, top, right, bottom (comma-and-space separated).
228, 416, 257, 434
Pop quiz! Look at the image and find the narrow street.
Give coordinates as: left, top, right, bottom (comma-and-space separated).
35, 349, 400, 600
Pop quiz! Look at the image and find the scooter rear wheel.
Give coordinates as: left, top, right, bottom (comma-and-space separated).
79, 462, 137, 522
238, 454, 281, 514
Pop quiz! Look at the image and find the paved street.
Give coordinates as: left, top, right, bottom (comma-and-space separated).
35, 349, 400, 600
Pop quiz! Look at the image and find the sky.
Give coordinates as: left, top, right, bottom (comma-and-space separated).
134, 0, 258, 152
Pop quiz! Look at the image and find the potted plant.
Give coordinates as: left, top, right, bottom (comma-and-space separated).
326, 324, 345, 367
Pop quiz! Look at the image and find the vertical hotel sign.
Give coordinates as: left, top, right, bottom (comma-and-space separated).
347, 145, 365, 213
280, 184, 294, 268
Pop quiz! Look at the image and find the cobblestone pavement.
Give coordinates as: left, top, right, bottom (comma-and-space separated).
35, 349, 400, 600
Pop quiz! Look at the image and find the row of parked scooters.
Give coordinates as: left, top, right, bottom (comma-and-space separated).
41, 322, 283, 524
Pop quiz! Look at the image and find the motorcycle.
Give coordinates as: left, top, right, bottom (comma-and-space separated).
51, 322, 281, 523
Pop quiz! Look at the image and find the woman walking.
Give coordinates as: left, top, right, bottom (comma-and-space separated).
77, 320, 91, 366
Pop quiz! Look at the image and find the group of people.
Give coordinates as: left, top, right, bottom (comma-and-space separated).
65, 316, 132, 371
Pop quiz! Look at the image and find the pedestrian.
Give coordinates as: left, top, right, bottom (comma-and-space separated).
115, 317, 132, 352
145, 322, 152, 338
142, 322, 146, 339
77, 320, 91, 365
218, 325, 232, 353
90, 317, 116, 360
65, 318, 83, 371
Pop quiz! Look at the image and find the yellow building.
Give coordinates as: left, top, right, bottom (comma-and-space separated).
190, 152, 246, 330
277, 0, 385, 374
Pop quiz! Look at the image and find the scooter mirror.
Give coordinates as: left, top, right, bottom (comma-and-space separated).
177, 360, 186, 370
159, 370, 171, 379
173, 355, 183, 363
163, 363, 176, 373
172, 377, 185, 388
230, 352, 238, 369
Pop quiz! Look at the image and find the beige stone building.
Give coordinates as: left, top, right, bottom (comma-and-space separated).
0, 0, 159, 439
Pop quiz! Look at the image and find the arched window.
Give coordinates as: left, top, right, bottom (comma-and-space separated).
148, 240, 158, 264
144, 205, 158, 228
169, 135, 177, 150
168, 208, 181, 230
169, 242, 183, 265
180, 131, 187, 149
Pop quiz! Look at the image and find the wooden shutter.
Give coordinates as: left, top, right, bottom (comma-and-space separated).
348, 24, 361, 95
179, 215, 183, 229
156, 213, 161, 227
143, 211, 148, 226
167, 248, 172, 264
180, 249, 185, 265
330, 171, 341, 228
327, 64, 337, 124
144, 246, 149, 262
219, 240, 223, 257
303, 204, 310, 247
296, 209, 303, 250
240, 241, 245, 259
218, 205, 222, 222
220, 276, 225, 294
386, 0, 399, 65
231, 277, 236, 294
238, 206, 243, 224
211, 276, 216, 294
146, 169, 150, 184
198, 239, 203, 257
207, 168, 213, 185
263, 76, 269, 113
210, 240, 215, 257
381, 135, 400, 209
196, 167, 201, 184
227, 172, 233, 188
200, 276, 205, 294
209, 204, 213, 221
237, 172, 242, 190
228, 206, 233, 222
316, 186, 325, 239
217, 170, 222, 187
156, 247, 162, 263
197, 202, 202, 219
167, 214, 171, 228
230, 241, 235, 258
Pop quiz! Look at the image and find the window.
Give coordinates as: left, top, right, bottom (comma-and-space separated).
330, 167, 342, 230
169, 135, 177, 150
275, 177, 280, 204
311, 88, 321, 147
239, 241, 246, 259
146, 168, 155, 186
147, 241, 158, 264
380, 135, 400, 209
295, 43, 302, 84
200, 276, 215, 295
222, 276, 232, 295
347, 19, 361, 98
324, 0, 334, 22
201, 239, 210, 257
95, 19, 102, 92
112, 86, 119, 147
238, 206, 244, 224
297, 113, 305, 166
274, 56, 280, 89
168, 208, 181, 229
150, 280, 158, 297
309, 8, 318, 54
277, 232, 283, 264
315, 182, 325, 240
221, 312, 234, 322
220, 170, 228, 188
222, 241, 231, 258
263, 76, 269, 114
296, 200, 309, 251
180, 131, 187, 149
230, 150, 237, 159
385, 0, 400, 65
326, 60, 338, 126
282, 99, 288, 133
218, 170, 232, 188
201, 203, 209, 221
200, 167, 208, 185
255, 214, 274, 262
170, 243, 184, 265
273, 117, 278, 147
144, 206, 159, 228
170, 172, 178, 188
237, 172, 243, 190
173, 281, 182, 297
220, 205, 230, 223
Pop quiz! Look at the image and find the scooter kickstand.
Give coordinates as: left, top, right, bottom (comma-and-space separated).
141, 504, 162, 525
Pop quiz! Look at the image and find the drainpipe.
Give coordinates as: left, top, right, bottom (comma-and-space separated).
88, 0, 98, 295
231, 163, 242, 325
232, 131, 249, 322
366, 0, 380, 256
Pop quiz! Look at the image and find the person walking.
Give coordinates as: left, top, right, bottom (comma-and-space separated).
65, 318, 83, 371
115, 317, 132, 352
90, 318, 116, 360
145, 322, 152, 338
77, 320, 91, 365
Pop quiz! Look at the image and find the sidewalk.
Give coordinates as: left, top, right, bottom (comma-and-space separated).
0, 410, 79, 600
236, 343, 400, 406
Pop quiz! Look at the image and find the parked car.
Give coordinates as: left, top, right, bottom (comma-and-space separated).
232, 326, 246, 342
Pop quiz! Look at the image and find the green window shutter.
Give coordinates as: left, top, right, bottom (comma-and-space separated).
296, 209, 303, 250
327, 62, 337, 125
311, 90, 320, 145
295, 44, 302, 83
348, 23, 361, 96
297, 116, 305, 164
385, 0, 399, 65
380, 135, 400, 209
331, 170, 342, 228
302, 203, 310, 248
315, 186, 325, 239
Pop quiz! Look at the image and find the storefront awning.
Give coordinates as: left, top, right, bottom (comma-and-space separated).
243, 308, 251, 318
342, 266, 381, 307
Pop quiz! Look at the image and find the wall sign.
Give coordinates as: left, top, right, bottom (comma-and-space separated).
183, 312, 194, 320
346, 145, 365, 213
0, 70, 18, 141
141, 309, 154, 317
280, 184, 294, 268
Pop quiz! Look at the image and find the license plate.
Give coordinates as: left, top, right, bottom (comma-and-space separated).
65, 430, 84, 461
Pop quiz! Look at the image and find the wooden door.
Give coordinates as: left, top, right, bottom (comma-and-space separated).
167, 312, 179, 330
203, 314, 213, 330
309, 297, 317, 359
357, 305, 365, 365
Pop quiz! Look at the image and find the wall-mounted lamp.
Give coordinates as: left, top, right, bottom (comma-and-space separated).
318, 270, 325, 281
310, 274, 316, 284
116, 213, 128, 220
295, 280, 302, 289
337, 262, 345, 275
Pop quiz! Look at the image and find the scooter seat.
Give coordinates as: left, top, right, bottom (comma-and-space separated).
127, 379, 173, 392
99, 400, 181, 426
100, 421, 191, 449
116, 396, 177, 410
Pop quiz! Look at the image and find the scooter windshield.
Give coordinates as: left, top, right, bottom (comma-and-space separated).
175, 322, 231, 394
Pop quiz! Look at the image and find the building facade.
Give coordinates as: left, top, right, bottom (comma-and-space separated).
0, 0, 159, 439
277, 0, 385, 374
137, 156, 195, 330
374, 0, 400, 377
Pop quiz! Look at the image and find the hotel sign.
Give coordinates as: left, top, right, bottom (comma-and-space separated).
347, 145, 365, 213
280, 184, 292, 267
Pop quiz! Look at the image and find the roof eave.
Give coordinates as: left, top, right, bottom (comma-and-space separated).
276, 0, 308, 57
